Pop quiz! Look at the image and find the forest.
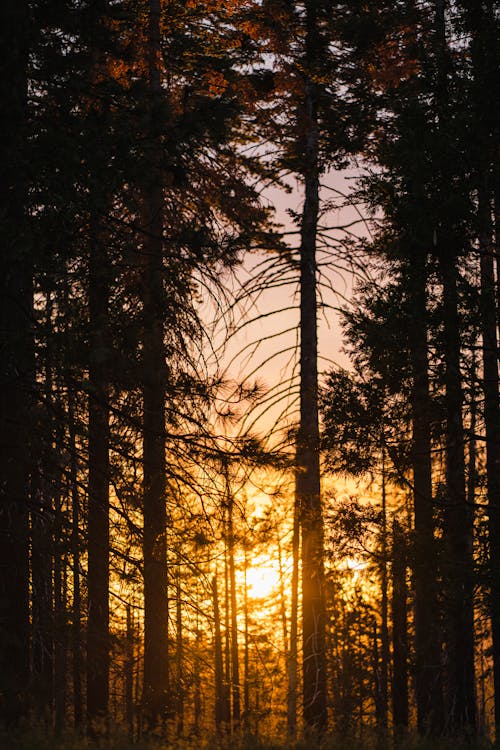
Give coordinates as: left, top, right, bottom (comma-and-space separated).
0, 0, 499, 748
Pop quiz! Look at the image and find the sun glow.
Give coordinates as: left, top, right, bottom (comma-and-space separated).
245, 559, 282, 600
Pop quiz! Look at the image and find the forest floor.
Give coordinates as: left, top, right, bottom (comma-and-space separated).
0, 729, 495, 750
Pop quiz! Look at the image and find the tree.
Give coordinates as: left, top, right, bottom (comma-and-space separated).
0, 0, 32, 727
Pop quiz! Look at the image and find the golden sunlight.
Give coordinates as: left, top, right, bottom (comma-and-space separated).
245, 557, 282, 600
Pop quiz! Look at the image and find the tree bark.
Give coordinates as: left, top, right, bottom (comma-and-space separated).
466, 0, 500, 736
54, 513, 67, 736
379, 446, 389, 737
213, 575, 226, 735
440, 254, 476, 733
287, 500, 299, 737
297, 2, 327, 734
391, 518, 409, 742
175, 568, 184, 735
126, 604, 134, 739
86, 231, 110, 735
31, 332, 54, 726
0, 0, 32, 727
68, 396, 83, 730
141, 0, 169, 729
226, 483, 241, 731
432, 0, 475, 733
407, 255, 444, 735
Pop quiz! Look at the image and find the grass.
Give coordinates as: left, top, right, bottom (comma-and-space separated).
0, 728, 495, 750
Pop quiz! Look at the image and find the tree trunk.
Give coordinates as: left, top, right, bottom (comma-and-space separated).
141, 0, 169, 729
407, 255, 444, 735
297, 2, 327, 733
287, 499, 299, 737
54, 511, 67, 736
243, 550, 250, 731
478, 182, 500, 738
86, 232, 110, 735
212, 575, 226, 735
193, 595, 201, 735
391, 518, 408, 742
0, 0, 32, 727
226, 483, 240, 732
433, 0, 475, 731
440, 254, 476, 733
68, 397, 83, 730
175, 568, 184, 735
126, 604, 134, 739
31, 333, 54, 726
379, 446, 389, 737
466, 0, 500, 736
223, 525, 232, 729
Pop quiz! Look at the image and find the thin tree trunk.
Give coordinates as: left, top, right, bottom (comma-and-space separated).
31, 469, 54, 726
31, 293, 55, 726
243, 550, 250, 730
277, 534, 289, 654
391, 518, 408, 742
479, 179, 500, 742
287, 500, 300, 738
86, 231, 110, 735
68, 396, 83, 729
226, 481, 240, 731
175, 568, 184, 735
212, 575, 226, 735
379, 445, 389, 737
31, 323, 55, 725
193, 590, 201, 735
223, 523, 232, 730
54, 510, 67, 736
141, 0, 169, 729
126, 604, 134, 739
372, 620, 383, 732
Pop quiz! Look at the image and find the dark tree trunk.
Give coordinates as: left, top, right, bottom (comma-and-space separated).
193, 596, 201, 735
125, 604, 134, 739
223, 528, 232, 729
0, 0, 32, 727
31, 343, 54, 729
32, 295, 56, 726
391, 518, 409, 742
478, 182, 500, 739
433, 0, 475, 731
54, 513, 68, 736
212, 575, 226, 735
440, 255, 476, 733
31, 473, 54, 725
226, 484, 240, 731
407, 255, 444, 735
379, 447, 389, 737
466, 0, 500, 736
175, 569, 184, 735
287, 500, 299, 737
86, 233, 110, 735
243, 551, 250, 730
297, 2, 327, 733
141, 0, 169, 729
68, 398, 83, 729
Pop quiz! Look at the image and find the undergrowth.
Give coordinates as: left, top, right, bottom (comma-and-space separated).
0, 728, 494, 750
